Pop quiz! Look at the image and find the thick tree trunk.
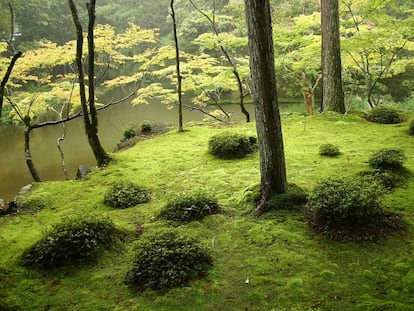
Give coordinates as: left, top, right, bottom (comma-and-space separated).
244, 0, 287, 214
24, 127, 41, 182
170, 0, 184, 132
321, 0, 345, 113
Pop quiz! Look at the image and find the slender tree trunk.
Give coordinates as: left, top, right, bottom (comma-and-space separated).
68, 0, 110, 167
0, 51, 22, 119
244, 0, 287, 214
24, 127, 41, 182
170, 0, 184, 132
321, 0, 345, 113
189, 0, 250, 123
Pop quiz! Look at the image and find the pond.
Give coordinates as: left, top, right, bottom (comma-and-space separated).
0, 99, 304, 201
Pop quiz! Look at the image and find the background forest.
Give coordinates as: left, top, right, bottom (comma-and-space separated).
1, 0, 413, 128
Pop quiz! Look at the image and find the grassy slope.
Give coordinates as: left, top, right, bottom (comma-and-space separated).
1, 112, 414, 311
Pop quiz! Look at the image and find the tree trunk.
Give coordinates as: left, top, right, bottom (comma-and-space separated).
244, 0, 287, 214
68, 0, 110, 167
170, 0, 184, 132
24, 127, 41, 182
321, 0, 345, 113
0, 52, 22, 119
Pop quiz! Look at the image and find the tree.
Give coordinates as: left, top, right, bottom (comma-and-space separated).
170, 0, 184, 132
320, 0, 345, 113
244, 0, 287, 214
68, 0, 111, 167
341, 0, 414, 107
190, 0, 251, 122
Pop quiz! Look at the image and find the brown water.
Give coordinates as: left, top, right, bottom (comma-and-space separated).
0, 101, 303, 201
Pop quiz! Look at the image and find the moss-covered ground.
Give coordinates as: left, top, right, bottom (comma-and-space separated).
1, 112, 414, 310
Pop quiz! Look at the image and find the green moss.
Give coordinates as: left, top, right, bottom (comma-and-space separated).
1, 114, 414, 310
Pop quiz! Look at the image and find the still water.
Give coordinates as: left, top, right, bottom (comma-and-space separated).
0, 100, 303, 201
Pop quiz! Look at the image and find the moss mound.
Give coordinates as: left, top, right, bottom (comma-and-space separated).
104, 181, 150, 208
159, 191, 219, 222
21, 215, 119, 269
126, 230, 213, 291
208, 131, 257, 159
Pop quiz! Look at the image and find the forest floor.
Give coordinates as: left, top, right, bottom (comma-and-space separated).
1, 112, 414, 311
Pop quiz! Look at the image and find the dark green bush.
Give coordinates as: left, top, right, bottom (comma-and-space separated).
265, 184, 308, 212
140, 121, 152, 134
359, 169, 405, 191
126, 230, 213, 291
104, 181, 150, 208
21, 215, 118, 269
123, 124, 137, 139
307, 177, 384, 228
319, 143, 340, 157
208, 131, 257, 159
368, 148, 405, 170
159, 192, 219, 222
408, 119, 414, 136
367, 106, 405, 124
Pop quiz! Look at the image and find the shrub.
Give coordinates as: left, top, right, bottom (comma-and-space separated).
104, 181, 150, 208
359, 169, 405, 190
319, 143, 340, 157
21, 215, 118, 269
265, 184, 308, 212
307, 177, 384, 228
140, 120, 152, 134
159, 192, 219, 222
126, 230, 213, 291
367, 106, 405, 124
208, 131, 257, 159
123, 123, 137, 140
408, 119, 414, 136
368, 148, 405, 170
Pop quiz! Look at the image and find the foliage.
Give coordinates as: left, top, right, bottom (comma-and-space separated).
359, 169, 406, 191
366, 106, 405, 124
140, 120, 152, 134
104, 181, 150, 208
265, 184, 308, 212
307, 177, 384, 228
319, 143, 340, 157
409, 119, 414, 135
123, 123, 137, 140
126, 230, 213, 291
368, 148, 405, 170
21, 215, 118, 269
159, 191, 220, 222
208, 131, 257, 159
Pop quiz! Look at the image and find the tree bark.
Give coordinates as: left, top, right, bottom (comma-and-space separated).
0, 51, 22, 119
24, 127, 41, 182
321, 0, 345, 113
170, 0, 184, 132
244, 0, 287, 214
68, 0, 110, 167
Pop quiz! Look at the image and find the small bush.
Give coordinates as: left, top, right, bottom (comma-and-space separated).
123, 123, 137, 140
265, 184, 308, 212
159, 192, 219, 222
208, 131, 257, 159
140, 121, 152, 134
359, 169, 405, 190
104, 181, 150, 208
319, 143, 340, 157
367, 106, 405, 124
408, 119, 414, 136
368, 148, 405, 170
126, 230, 213, 291
307, 177, 384, 228
21, 215, 118, 269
